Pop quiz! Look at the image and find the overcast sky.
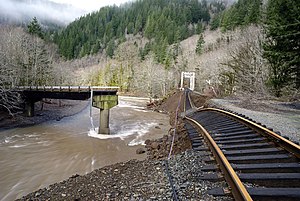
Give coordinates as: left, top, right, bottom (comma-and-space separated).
51, 0, 132, 12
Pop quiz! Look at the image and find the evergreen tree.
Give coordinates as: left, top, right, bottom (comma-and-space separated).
220, 0, 262, 31
210, 14, 221, 30
54, 0, 216, 60
195, 34, 205, 55
27, 17, 44, 38
144, 14, 155, 39
196, 22, 203, 34
106, 39, 115, 58
263, 0, 300, 96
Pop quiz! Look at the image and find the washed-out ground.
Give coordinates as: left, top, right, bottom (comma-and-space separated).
17, 91, 232, 201
14, 90, 300, 200
0, 100, 88, 131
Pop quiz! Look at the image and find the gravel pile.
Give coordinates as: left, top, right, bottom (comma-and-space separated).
209, 99, 300, 143
18, 150, 233, 201
17, 160, 172, 201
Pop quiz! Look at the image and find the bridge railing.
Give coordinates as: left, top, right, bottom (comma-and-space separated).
13, 86, 119, 92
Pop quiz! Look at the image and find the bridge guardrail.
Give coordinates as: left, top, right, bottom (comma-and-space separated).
13, 86, 119, 92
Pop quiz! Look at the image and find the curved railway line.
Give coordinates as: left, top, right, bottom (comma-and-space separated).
182, 89, 300, 201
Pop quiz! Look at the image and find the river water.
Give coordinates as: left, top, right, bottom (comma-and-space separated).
0, 96, 170, 200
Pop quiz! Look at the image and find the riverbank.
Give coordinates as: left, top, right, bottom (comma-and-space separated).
17, 91, 231, 201
0, 100, 89, 131
15, 91, 300, 200
17, 150, 230, 201
1, 96, 173, 201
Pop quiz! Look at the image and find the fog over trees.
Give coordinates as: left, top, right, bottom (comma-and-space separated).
0, 0, 85, 27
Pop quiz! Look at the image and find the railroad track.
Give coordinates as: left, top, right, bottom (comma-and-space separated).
183, 90, 300, 201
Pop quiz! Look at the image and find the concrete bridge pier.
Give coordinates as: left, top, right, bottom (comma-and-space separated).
99, 109, 110, 134
92, 95, 118, 134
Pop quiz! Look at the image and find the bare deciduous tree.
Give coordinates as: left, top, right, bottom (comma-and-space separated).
219, 26, 269, 96
0, 25, 62, 115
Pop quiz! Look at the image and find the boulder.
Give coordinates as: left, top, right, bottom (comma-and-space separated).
136, 148, 146, 154
151, 142, 160, 149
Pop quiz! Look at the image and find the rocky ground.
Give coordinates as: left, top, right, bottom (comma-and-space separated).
18, 150, 232, 201
14, 90, 300, 200
18, 91, 231, 201
0, 100, 88, 131
209, 98, 300, 143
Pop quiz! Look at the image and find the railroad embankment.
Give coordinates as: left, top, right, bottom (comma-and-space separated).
17, 90, 300, 200
18, 90, 223, 200
209, 98, 300, 144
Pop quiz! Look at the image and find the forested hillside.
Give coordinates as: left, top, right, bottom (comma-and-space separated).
210, 0, 261, 31
54, 0, 224, 60
53, 0, 298, 99
1, 0, 299, 115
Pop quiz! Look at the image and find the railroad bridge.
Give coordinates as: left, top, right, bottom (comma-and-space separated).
13, 86, 118, 134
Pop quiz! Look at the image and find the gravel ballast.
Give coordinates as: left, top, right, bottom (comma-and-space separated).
16, 91, 299, 200
209, 99, 300, 143
17, 91, 230, 200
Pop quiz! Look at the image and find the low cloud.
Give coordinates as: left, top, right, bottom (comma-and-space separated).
0, 0, 86, 26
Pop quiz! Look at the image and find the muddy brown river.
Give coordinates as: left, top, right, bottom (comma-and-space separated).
0, 96, 170, 200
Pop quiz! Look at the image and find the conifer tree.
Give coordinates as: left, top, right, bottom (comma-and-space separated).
106, 40, 115, 58
54, 0, 214, 60
195, 33, 204, 55
27, 17, 44, 38
220, 0, 262, 31
263, 0, 300, 96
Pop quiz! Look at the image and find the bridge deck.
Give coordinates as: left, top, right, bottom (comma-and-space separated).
14, 86, 118, 101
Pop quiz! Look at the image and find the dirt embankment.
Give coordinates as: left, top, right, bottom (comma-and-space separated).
17, 90, 213, 200
0, 100, 88, 131
145, 90, 211, 160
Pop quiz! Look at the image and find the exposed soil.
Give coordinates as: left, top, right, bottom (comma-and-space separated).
17, 90, 221, 201
18, 160, 171, 200
145, 90, 212, 160
0, 100, 88, 131
12, 89, 300, 200
145, 90, 191, 160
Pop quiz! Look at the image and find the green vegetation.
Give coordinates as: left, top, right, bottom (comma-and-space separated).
27, 17, 44, 38
210, 0, 262, 31
54, 0, 218, 61
195, 33, 205, 55
263, 0, 300, 96
2, 0, 299, 105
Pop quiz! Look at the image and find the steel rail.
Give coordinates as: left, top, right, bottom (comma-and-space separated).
185, 115, 253, 201
199, 108, 300, 158
184, 91, 300, 200
183, 90, 187, 112
187, 90, 196, 109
